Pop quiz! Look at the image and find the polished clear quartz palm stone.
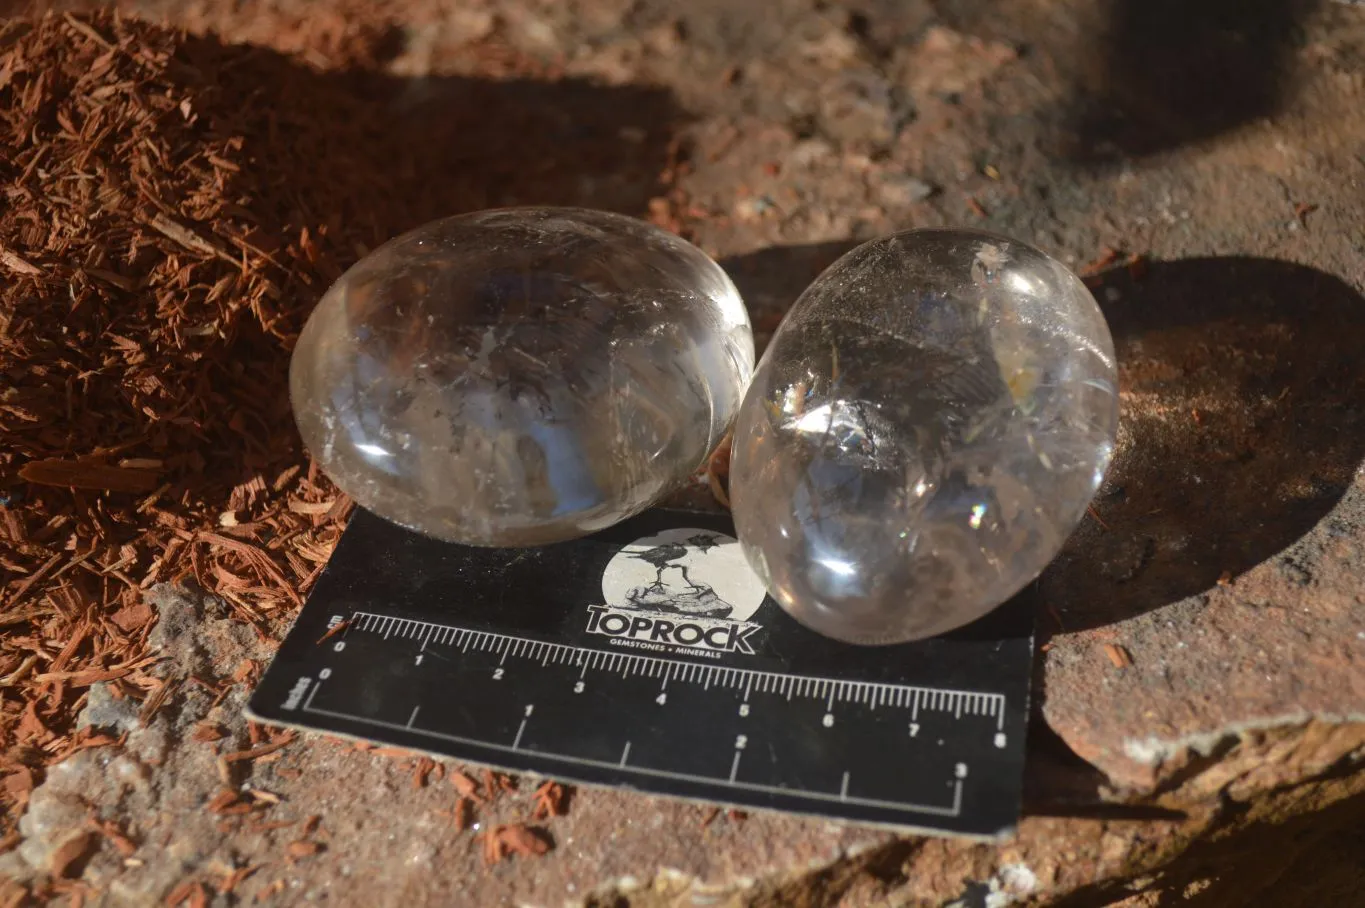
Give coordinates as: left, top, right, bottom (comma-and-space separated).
730, 228, 1118, 644
291, 207, 754, 546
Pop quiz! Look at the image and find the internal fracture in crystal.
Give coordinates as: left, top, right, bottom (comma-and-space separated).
729, 228, 1118, 644
291, 207, 754, 546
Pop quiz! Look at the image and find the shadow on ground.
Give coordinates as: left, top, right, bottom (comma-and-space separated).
1047, 785, 1365, 908
937, 0, 1319, 161
1066, 0, 1319, 159
178, 29, 685, 484
1070, 0, 1315, 159
1044, 257, 1365, 631
721, 246, 1365, 634
2, 23, 687, 513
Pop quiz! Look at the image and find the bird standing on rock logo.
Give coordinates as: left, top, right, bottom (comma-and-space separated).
623, 533, 734, 618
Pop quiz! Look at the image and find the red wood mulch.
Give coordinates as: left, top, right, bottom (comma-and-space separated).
0, 9, 685, 839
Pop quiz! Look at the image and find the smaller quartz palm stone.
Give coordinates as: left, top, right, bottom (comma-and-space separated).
729, 228, 1118, 644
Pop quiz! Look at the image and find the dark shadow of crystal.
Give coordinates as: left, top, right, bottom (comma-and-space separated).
1042, 257, 1365, 631
1062, 0, 1318, 162
928, 0, 1318, 162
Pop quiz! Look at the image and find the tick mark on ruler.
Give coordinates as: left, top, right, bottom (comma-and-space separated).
294, 611, 1020, 826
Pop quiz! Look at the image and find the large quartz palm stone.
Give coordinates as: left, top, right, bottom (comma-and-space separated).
291, 207, 755, 546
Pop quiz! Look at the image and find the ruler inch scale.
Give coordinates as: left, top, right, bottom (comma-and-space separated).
249, 507, 1034, 840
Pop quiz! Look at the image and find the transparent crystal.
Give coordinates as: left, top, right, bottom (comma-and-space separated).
291, 207, 754, 546
730, 229, 1118, 644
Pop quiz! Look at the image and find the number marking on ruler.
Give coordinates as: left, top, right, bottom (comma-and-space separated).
315, 611, 1005, 818
349, 611, 1006, 720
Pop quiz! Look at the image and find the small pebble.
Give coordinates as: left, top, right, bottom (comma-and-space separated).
878, 175, 937, 206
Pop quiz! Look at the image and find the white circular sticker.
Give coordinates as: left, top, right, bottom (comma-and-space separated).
601, 528, 767, 623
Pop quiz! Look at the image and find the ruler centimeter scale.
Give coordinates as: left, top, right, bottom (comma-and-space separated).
248, 508, 1033, 838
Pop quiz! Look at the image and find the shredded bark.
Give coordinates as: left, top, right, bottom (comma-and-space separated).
285, 839, 323, 860
218, 730, 296, 771
205, 789, 249, 814
411, 756, 435, 788
449, 770, 484, 803
216, 864, 258, 895
0, 8, 681, 837
485, 768, 516, 795
453, 796, 472, 832
531, 780, 569, 820
482, 823, 551, 864
0, 11, 375, 830
190, 722, 227, 743
164, 879, 210, 908
50, 830, 100, 879
88, 817, 137, 857
1103, 643, 1134, 669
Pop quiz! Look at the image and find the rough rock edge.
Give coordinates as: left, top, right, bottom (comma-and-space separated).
582, 720, 1365, 907
0, 584, 272, 896
1123, 711, 1365, 768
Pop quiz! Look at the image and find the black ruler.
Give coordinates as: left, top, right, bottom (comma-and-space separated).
248, 508, 1034, 839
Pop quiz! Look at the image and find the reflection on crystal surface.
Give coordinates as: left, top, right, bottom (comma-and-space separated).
730, 229, 1118, 644
291, 207, 754, 546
